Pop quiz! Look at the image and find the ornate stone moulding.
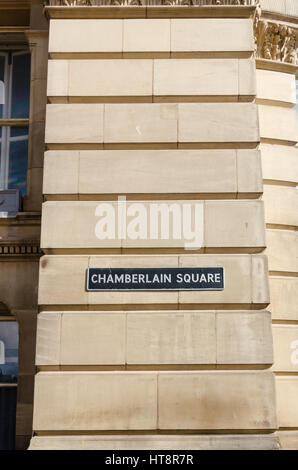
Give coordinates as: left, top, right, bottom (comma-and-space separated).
255, 20, 297, 64
45, 1, 257, 5
0, 242, 42, 257
255, 5, 298, 65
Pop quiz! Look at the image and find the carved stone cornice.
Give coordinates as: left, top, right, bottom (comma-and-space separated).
45, 1, 258, 5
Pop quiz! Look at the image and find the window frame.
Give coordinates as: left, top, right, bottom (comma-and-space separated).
0, 50, 30, 194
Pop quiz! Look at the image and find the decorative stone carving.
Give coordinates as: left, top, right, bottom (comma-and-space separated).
255, 20, 297, 64
111, 0, 142, 5
0, 243, 42, 256
59, 0, 92, 5
46, 0, 258, 5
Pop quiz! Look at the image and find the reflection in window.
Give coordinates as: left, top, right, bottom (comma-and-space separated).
11, 54, 31, 119
8, 128, 28, 195
0, 54, 5, 118
0, 322, 18, 384
0, 321, 18, 449
0, 52, 30, 196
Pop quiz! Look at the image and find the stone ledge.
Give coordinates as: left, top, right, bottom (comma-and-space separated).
44, 6, 256, 20
28, 433, 280, 450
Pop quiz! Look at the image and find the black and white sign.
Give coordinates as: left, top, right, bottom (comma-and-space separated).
87, 267, 224, 291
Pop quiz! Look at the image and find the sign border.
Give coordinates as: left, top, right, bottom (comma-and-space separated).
86, 267, 225, 292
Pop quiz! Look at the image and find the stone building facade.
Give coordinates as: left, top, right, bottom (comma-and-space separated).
0, 0, 297, 450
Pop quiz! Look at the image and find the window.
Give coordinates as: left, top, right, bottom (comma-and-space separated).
0, 320, 18, 450
0, 51, 30, 196
0, 322, 18, 384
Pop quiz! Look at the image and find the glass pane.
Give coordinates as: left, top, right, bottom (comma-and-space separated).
10, 126, 28, 138
11, 53, 31, 119
0, 322, 18, 384
0, 127, 2, 180
8, 136, 28, 195
0, 55, 5, 119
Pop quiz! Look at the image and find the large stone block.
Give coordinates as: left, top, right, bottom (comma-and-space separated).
40, 200, 266, 251
178, 103, 259, 143
127, 311, 216, 365
43, 149, 262, 197
68, 60, 153, 97
216, 311, 273, 365
47, 60, 68, 96
43, 151, 79, 195
269, 276, 298, 321
35, 312, 61, 366
263, 185, 298, 227
236, 149, 263, 195
259, 105, 298, 143
204, 200, 265, 249
49, 19, 123, 53
154, 59, 255, 97
45, 104, 104, 144
60, 312, 126, 365
272, 325, 298, 373
38, 255, 89, 305
238, 58, 256, 96
179, 254, 269, 307
40, 201, 122, 249
266, 229, 298, 273
251, 255, 270, 305
171, 19, 254, 52
256, 69, 296, 105
260, 144, 298, 184
158, 371, 277, 430
104, 103, 178, 143
276, 376, 298, 428
123, 19, 170, 52
78, 149, 237, 195
33, 372, 157, 431
36, 311, 126, 366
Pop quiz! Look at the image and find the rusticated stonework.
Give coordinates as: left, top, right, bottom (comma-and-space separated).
46, 0, 297, 65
